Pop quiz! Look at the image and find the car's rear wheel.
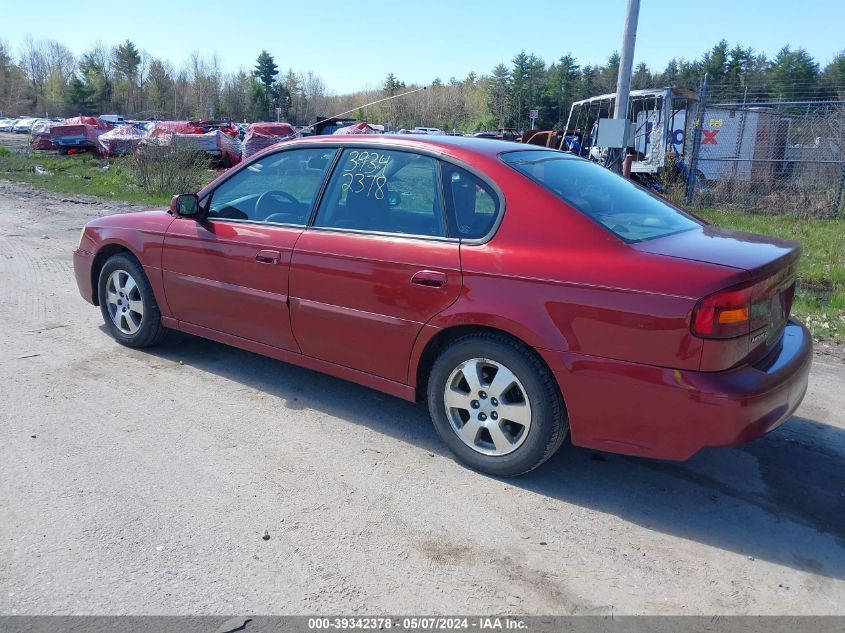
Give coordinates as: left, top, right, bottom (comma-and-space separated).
98, 253, 167, 348
427, 334, 568, 476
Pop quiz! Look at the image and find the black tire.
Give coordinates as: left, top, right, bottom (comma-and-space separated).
427, 333, 568, 477
97, 253, 168, 348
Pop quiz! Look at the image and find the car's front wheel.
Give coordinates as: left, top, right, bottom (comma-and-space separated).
97, 253, 167, 348
427, 334, 569, 476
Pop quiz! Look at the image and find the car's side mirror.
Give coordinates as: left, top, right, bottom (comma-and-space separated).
170, 193, 200, 218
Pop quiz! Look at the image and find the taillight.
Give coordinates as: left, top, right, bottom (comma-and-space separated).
691, 273, 795, 340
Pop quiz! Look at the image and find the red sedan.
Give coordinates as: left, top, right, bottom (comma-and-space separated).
73, 135, 812, 476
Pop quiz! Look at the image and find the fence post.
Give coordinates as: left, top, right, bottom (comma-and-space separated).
685, 74, 708, 205
836, 162, 845, 217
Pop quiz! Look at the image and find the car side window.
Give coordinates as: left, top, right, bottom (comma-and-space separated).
207, 148, 336, 225
314, 148, 445, 237
442, 163, 500, 239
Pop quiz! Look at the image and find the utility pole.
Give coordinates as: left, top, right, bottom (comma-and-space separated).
611, 0, 640, 172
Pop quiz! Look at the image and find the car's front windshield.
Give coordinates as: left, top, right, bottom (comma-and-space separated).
501, 150, 702, 242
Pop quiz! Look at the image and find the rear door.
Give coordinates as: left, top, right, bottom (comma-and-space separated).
289, 147, 461, 382
162, 147, 337, 351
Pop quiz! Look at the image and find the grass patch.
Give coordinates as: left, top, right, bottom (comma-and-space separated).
697, 208, 845, 342
0, 149, 216, 206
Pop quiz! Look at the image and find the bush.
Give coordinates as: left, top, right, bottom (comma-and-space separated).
131, 143, 211, 197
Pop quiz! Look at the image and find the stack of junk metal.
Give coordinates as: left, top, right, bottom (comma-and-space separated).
29, 120, 58, 150
97, 122, 153, 157
50, 117, 114, 154
333, 122, 378, 135
241, 122, 300, 159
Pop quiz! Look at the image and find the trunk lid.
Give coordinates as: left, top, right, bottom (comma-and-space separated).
633, 224, 801, 370
632, 224, 800, 279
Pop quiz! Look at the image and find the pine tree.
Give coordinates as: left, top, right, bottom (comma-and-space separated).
701, 40, 729, 84
547, 54, 580, 127
631, 62, 652, 90
383, 73, 404, 96
821, 51, 845, 97
488, 63, 511, 127
769, 46, 820, 99
253, 51, 279, 115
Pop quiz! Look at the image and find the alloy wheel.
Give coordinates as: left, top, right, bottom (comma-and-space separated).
105, 269, 144, 335
443, 358, 532, 456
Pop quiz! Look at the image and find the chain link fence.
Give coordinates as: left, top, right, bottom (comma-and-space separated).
686, 95, 845, 217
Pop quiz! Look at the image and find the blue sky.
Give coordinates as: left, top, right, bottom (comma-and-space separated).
2, 0, 842, 93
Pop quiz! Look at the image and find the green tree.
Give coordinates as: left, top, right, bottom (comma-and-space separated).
547, 54, 580, 127
578, 65, 597, 101
509, 51, 545, 129
381, 73, 405, 127
383, 72, 404, 96
821, 50, 845, 97
270, 81, 291, 120
79, 51, 112, 114
65, 76, 96, 114
701, 39, 729, 84
0, 41, 29, 115
722, 45, 753, 99
631, 62, 652, 90
146, 58, 173, 117
598, 52, 620, 93
487, 63, 511, 127
253, 50, 278, 114
769, 46, 819, 99
675, 58, 702, 91
112, 40, 141, 114
662, 58, 679, 85
246, 76, 267, 121
112, 40, 140, 79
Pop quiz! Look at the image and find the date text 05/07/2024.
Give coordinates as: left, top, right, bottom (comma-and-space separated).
307, 617, 528, 631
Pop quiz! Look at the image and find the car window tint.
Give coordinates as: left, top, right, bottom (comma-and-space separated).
501, 150, 701, 242
442, 163, 499, 239
314, 149, 444, 237
208, 148, 335, 224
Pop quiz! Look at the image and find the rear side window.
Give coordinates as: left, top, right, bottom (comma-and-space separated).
314, 148, 445, 237
442, 163, 499, 239
501, 150, 701, 242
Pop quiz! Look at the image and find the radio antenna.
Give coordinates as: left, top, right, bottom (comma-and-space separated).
312, 85, 428, 128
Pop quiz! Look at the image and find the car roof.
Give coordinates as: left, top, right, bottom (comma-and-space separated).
283, 133, 550, 160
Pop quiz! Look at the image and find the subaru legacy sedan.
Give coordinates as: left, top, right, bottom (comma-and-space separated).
73, 136, 811, 476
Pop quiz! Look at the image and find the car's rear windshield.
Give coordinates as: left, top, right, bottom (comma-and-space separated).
500, 150, 701, 242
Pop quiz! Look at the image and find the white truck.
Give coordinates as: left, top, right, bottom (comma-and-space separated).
566, 88, 790, 184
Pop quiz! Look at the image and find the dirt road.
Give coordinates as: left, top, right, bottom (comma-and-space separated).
0, 179, 844, 615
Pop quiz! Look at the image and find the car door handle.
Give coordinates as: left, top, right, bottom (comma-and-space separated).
411, 270, 447, 288
255, 250, 281, 265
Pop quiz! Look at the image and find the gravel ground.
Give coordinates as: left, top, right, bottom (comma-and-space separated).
0, 131, 34, 152
0, 179, 844, 615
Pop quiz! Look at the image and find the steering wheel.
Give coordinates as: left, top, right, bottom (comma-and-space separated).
256, 189, 299, 215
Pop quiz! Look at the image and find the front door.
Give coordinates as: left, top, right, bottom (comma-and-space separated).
289, 147, 461, 382
162, 147, 337, 351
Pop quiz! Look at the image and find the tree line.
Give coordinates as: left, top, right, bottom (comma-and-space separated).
1, 36, 843, 131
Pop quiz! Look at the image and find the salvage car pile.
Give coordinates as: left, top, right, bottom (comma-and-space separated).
16, 116, 395, 166
20, 116, 248, 167
241, 122, 299, 159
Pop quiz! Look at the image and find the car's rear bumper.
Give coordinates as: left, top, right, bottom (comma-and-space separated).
73, 247, 96, 304
540, 321, 812, 460
53, 136, 93, 148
